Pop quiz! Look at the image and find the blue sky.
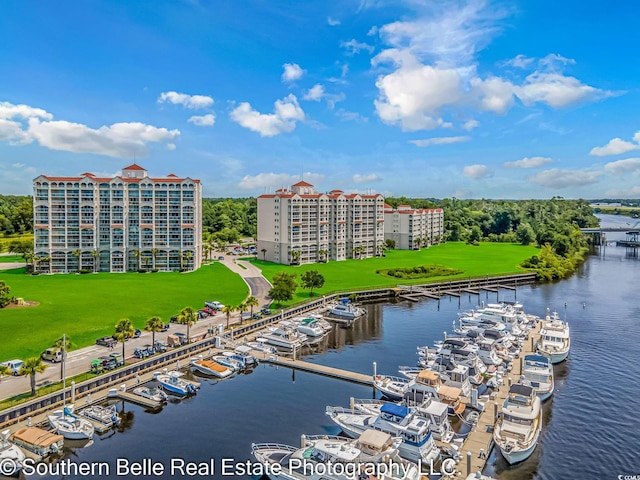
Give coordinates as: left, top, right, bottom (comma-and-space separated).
1, 0, 639, 199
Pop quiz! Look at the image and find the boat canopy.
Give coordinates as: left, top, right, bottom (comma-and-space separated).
235, 345, 253, 355
10, 427, 63, 448
358, 429, 393, 450
417, 370, 440, 383
438, 385, 462, 400
380, 403, 409, 418
524, 354, 550, 365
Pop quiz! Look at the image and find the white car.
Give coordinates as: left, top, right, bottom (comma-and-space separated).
1, 359, 24, 375
205, 301, 225, 310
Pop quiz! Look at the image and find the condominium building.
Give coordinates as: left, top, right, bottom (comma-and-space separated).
257, 181, 385, 265
383, 204, 444, 250
33, 164, 202, 273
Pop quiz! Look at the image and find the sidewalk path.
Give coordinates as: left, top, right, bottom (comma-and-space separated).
219, 256, 272, 308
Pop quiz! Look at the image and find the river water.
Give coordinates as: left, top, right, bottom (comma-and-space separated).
16, 214, 640, 480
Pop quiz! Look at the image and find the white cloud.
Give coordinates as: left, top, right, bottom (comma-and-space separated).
463, 164, 489, 179
336, 109, 367, 122
603, 158, 640, 175
0, 101, 52, 120
166, 143, 176, 151
529, 168, 602, 188
327, 17, 340, 26
590, 134, 640, 156
188, 113, 216, 126
605, 186, 640, 198
471, 75, 516, 113
503, 156, 553, 169
281, 63, 305, 82
516, 72, 610, 108
502, 54, 535, 69
539, 53, 576, 70
352, 173, 381, 183
158, 91, 214, 109
341, 39, 375, 55
27, 119, 180, 158
238, 172, 324, 190
410, 136, 470, 147
463, 119, 480, 131
303, 84, 325, 101
11, 162, 25, 168
0, 119, 32, 144
230, 94, 305, 137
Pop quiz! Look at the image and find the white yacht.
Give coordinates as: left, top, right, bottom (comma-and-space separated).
327, 299, 366, 319
262, 326, 308, 349
1, 429, 25, 477
403, 369, 466, 416
476, 339, 504, 366
521, 355, 554, 401
373, 375, 410, 401
132, 385, 168, 403
493, 384, 542, 464
48, 405, 95, 440
295, 317, 328, 337
252, 430, 420, 480
189, 358, 234, 378
326, 402, 440, 465
537, 312, 570, 363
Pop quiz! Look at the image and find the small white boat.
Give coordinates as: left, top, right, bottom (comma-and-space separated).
295, 317, 327, 337
156, 372, 200, 395
373, 375, 409, 401
9, 427, 63, 458
493, 384, 542, 464
1, 429, 25, 477
189, 358, 233, 378
520, 354, 554, 401
212, 355, 244, 372
246, 338, 277, 354
261, 326, 307, 349
326, 298, 366, 319
78, 404, 120, 428
252, 429, 421, 480
132, 386, 168, 403
537, 311, 570, 363
48, 406, 95, 440
229, 345, 259, 367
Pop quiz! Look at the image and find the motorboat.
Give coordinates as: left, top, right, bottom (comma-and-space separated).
373, 375, 410, 401
228, 345, 259, 367
326, 402, 440, 464
1, 429, 25, 476
132, 385, 168, 403
404, 370, 466, 416
428, 362, 472, 398
246, 338, 277, 355
190, 358, 234, 378
295, 317, 327, 337
156, 372, 199, 395
520, 355, 554, 401
493, 384, 542, 464
48, 405, 95, 440
252, 429, 420, 480
326, 298, 366, 319
212, 355, 244, 372
78, 404, 120, 428
537, 311, 570, 363
476, 339, 504, 366
9, 427, 63, 458
261, 326, 307, 349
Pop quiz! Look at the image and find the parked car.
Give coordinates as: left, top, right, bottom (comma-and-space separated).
170, 315, 179, 323
205, 301, 224, 310
41, 348, 64, 363
109, 352, 125, 367
1, 359, 24, 376
260, 306, 271, 315
153, 340, 167, 353
96, 336, 117, 347
112, 329, 141, 341
251, 313, 262, 320
161, 324, 170, 332
134, 345, 154, 359
90, 359, 104, 374
217, 256, 224, 261
197, 310, 210, 319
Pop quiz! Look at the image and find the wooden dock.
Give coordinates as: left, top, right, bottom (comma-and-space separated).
456, 321, 542, 476
117, 391, 162, 409
263, 356, 373, 386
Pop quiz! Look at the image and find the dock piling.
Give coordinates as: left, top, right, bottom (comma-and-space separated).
467, 451, 472, 476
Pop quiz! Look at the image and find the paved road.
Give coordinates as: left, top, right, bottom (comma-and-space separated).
0, 257, 273, 401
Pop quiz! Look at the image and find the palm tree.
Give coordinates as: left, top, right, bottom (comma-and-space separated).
413, 237, 422, 250
261, 248, 267, 261
151, 248, 160, 270
289, 249, 301, 265
19, 357, 47, 397
144, 316, 164, 344
245, 296, 259, 319
90, 249, 99, 272
181, 251, 194, 271
202, 244, 211, 263
71, 249, 81, 272
132, 249, 141, 270
376, 244, 385, 257
222, 304, 235, 329
177, 307, 198, 343
237, 301, 248, 324
318, 249, 329, 263
114, 318, 135, 360
52, 335, 71, 380
0, 364, 10, 383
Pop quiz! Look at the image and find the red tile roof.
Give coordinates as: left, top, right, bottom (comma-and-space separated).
292, 180, 313, 187
122, 163, 147, 171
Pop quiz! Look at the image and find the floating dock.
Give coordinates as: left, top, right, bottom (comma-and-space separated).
117, 391, 162, 409
263, 356, 373, 386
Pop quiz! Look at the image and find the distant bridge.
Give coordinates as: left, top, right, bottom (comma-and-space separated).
580, 225, 640, 233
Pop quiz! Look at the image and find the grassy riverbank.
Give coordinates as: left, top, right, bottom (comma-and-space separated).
0, 262, 248, 360
253, 242, 539, 305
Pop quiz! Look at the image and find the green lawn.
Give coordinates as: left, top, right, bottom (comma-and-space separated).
254, 242, 539, 304
0, 263, 248, 361
0, 255, 23, 263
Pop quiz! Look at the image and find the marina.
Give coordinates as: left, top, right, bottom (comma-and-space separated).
0, 222, 638, 479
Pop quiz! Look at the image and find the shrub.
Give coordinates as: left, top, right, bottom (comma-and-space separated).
79, 269, 92, 274
151, 269, 159, 273
138, 269, 148, 273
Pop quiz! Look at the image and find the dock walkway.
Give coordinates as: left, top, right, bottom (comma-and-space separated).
263, 356, 373, 386
457, 321, 542, 476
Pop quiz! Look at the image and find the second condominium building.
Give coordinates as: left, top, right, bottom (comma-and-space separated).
33, 164, 202, 273
383, 204, 444, 250
257, 181, 385, 265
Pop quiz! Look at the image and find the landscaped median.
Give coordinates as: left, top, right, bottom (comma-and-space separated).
0, 262, 248, 360
253, 242, 540, 306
